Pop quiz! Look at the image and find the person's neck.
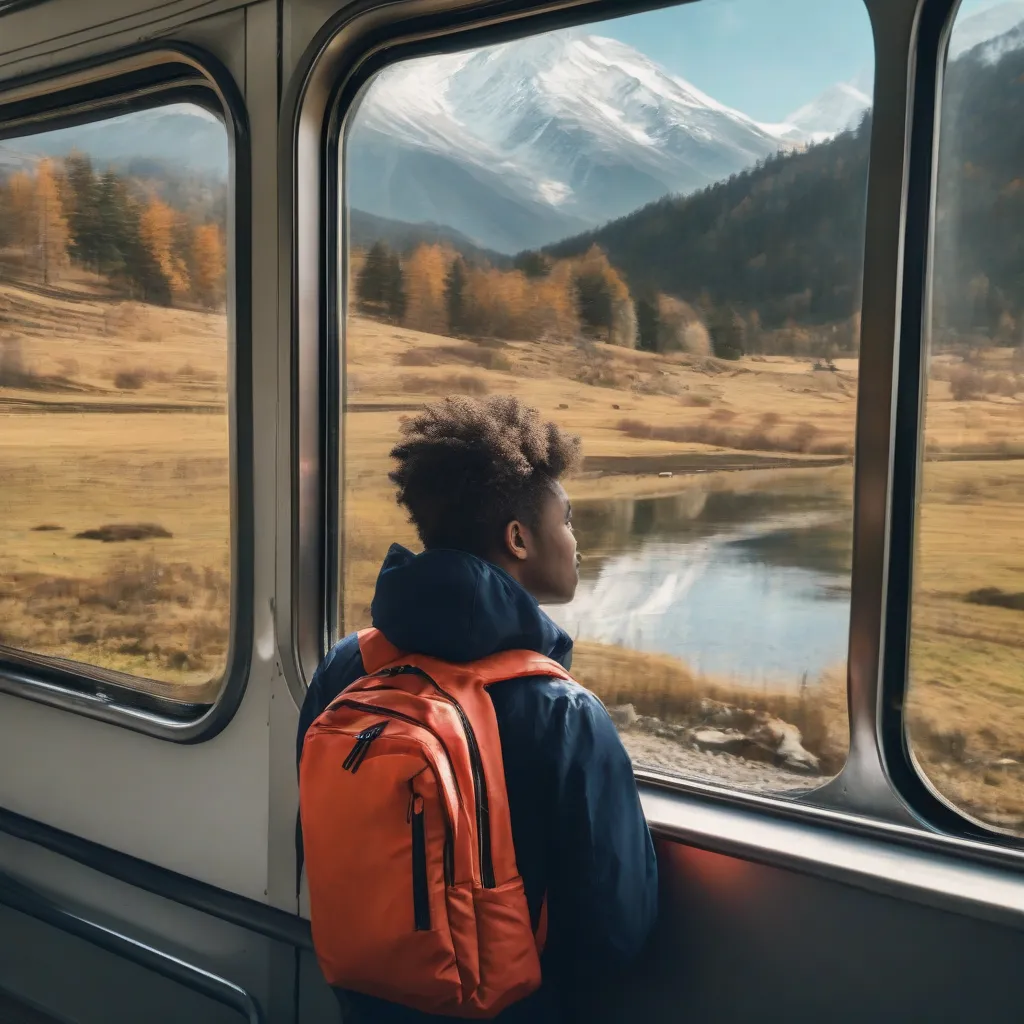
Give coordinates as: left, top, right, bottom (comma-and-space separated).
481, 549, 536, 601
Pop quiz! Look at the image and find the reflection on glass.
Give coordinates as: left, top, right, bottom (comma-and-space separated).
0, 103, 231, 698
342, 0, 877, 794
906, 8, 1024, 833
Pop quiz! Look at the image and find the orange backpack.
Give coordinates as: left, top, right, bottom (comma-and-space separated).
299, 627, 573, 1018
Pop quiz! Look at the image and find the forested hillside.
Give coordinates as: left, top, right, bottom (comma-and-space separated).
536, 37, 1024, 348
544, 116, 870, 333
0, 152, 227, 309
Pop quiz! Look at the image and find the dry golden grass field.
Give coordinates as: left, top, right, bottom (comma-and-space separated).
1, 279, 1023, 828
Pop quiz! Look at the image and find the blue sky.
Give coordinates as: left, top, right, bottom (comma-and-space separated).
594, 0, 1005, 122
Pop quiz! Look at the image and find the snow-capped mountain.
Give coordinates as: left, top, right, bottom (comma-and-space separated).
784, 81, 872, 145
347, 29, 800, 253
950, 0, 1024, 58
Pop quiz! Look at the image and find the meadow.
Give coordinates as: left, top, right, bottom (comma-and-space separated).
1, 279, 1022, 828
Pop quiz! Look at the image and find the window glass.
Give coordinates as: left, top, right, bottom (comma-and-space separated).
342, 0, 874, 795
906, 4, 1024, 831
0, 102, 231, 700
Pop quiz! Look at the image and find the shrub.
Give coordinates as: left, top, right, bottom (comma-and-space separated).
114, 369, 147, 390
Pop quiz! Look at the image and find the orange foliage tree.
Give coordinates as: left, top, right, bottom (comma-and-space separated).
140, 196, 190, 303
403, 243, 451, 334
458, 260, 579, 341
0, 161, 69, 283
190, 222, 226, 309
34, 160, 69, 285
355, 241, 635, 348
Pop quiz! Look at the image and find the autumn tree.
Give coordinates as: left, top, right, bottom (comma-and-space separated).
191, 222, 226, 309
0, 160, 70, 283
0, 172, 38, 274
139, 196, 190, 304
403, 243, 449, 334
34, 159, 69, 284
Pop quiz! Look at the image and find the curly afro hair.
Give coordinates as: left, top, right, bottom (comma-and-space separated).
389, 395, 582, 557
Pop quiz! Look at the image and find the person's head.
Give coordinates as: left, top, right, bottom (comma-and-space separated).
389, 395, 582, 604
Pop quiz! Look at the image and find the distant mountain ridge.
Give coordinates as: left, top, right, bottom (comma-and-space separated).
349, 209, 507, 265
0, 104, 228, 180
348, 29, 809, 252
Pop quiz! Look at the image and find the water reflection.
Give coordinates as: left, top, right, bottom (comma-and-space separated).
548, 474, 853, 685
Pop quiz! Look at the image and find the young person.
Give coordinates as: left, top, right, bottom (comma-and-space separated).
297, 395, 657, 1023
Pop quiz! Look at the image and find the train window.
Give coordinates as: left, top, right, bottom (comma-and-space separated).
0, 101, 231, 701
340, 0, 874, 795
906, 7, 1024, 833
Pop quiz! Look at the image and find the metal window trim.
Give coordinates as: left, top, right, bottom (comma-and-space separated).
0, 42, 254, 743
873, 0, 1024, 845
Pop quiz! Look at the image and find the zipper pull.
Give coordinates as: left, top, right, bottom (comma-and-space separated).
342, 728, 369, 772
407, 780, 424, 822
347, 721, 388, 774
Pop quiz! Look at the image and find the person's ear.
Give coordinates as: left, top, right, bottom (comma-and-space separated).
503, 519, 529, 561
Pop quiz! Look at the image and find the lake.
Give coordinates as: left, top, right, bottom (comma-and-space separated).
546, 473, 853, 687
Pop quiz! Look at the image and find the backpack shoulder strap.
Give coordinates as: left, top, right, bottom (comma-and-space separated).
466, 648, 574, 687
357, 628, 572, 688
357, 627, 403, 672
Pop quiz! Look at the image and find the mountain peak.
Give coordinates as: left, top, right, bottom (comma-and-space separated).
950, 0, 1024, 59
350, 28, 797, 252
785, 81, 872, 143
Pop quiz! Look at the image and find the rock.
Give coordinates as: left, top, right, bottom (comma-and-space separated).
689, 719, 821, 774
748, 717, 820, 773
695, 698, 758, 732
690, 728, 753, 757
651, 721, 689, 742
627, 704, 823, 776
607, 704, 639, 731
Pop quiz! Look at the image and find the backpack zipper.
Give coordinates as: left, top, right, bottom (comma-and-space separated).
373, 666, 495, 890
408, 787, 430, 931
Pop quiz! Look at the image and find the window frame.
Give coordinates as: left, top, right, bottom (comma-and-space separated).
878, 0, 1024, 844
0, 44, 254, 743
285, 0, 1024, 858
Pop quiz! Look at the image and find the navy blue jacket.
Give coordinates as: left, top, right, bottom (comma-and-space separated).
297, 544, 658, 1024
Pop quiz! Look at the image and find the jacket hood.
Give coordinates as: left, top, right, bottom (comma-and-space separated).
370, 543, 573, 668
